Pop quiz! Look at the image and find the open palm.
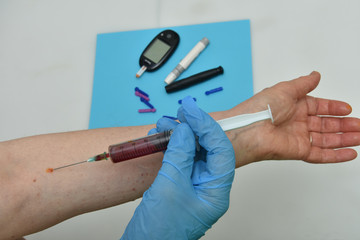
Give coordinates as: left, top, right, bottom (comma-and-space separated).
232, 72, 360, 165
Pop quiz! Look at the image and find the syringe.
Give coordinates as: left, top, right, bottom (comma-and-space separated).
48, 105, 273, 172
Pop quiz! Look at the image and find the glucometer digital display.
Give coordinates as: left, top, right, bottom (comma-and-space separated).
136, 29, 180, 78
143, 39, 171, 64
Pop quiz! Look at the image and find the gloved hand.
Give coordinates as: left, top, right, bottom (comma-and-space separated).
121, 96, 236, 240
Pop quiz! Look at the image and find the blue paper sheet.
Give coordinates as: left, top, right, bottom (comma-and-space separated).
89, 20, 253, 128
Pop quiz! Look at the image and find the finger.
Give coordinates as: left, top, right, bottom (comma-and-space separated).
147, 128, 158, 135
147, 118, 178, 135
306, 147, 357, 163
306, 97, 352, 116
308, 116, 360, 133
160, 123, 196, 181
310, 132, 360, 149
178, 96, 235, 177
277, 71, 321, 99
156, 117, 179, 132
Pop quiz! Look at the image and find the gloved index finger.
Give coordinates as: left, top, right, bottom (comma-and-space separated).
148, 117, 179, 135
178, 97, 235, 177
156, 117, 179, 132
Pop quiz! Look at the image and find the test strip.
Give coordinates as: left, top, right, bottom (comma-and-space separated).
136, 66, 147, 78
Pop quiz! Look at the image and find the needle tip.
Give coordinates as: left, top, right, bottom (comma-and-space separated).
46, 168, 54, 173
87, 156, 96, 162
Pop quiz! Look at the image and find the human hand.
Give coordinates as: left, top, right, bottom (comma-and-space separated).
227, 71, 360, 165
121, 97, 235, 240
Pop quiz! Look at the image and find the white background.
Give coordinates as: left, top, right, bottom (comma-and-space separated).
1, 0, 360, 239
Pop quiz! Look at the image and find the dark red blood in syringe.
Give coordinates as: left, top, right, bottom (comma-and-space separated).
94, 153, 109, 161
109, 130, 172, 163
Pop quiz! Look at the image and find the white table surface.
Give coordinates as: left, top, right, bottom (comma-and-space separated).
1, 0, 360, 239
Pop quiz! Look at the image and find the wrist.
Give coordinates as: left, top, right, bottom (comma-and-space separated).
210, 98, 272, 167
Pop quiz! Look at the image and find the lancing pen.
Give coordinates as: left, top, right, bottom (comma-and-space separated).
164, 37, 209, 85
165, 66, 224, 93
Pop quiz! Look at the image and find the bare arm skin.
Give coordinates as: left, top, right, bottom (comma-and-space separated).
1, 72, 360, 239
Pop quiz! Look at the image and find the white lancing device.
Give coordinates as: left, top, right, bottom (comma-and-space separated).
164, 37, 209, 85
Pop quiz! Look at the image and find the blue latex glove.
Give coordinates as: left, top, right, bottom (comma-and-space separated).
121, 96, 235, 240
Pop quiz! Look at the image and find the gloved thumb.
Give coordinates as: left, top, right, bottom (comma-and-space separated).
159, 123, 196, 183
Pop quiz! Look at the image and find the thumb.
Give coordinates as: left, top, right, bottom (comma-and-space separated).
288, 71, 321, 99
178, 96, 235, 178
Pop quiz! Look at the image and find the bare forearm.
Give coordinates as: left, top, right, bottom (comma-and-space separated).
0, 125, 164, 238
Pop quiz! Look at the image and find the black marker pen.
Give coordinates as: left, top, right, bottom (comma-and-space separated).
165, 66, 224, 93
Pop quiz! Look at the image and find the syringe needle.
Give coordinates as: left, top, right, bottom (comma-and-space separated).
52, 160, 87, 171
46, 152, 109, 173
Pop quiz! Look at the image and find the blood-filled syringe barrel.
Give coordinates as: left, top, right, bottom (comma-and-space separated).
108, 130, 173, 163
